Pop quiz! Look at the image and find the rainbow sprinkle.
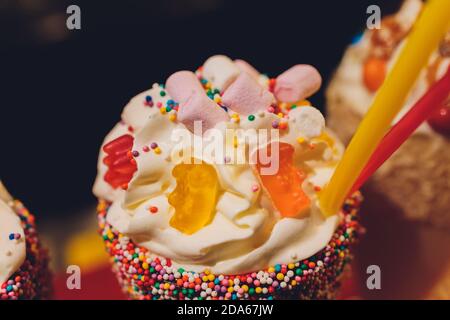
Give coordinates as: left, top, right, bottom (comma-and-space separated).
1, 200, 51, 300
97, 193, 363, 300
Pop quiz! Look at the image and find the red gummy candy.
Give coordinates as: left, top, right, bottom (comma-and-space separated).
102, 134, 137, 189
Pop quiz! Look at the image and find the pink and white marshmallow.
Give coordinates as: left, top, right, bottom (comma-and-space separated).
166, 70, 229, 134
274, 65, 322, 103
166, 71, 204, 104
234, 59, 260, 80
221, 72, 274, 115
177, 93, 229, 133
202, 55, 241, 91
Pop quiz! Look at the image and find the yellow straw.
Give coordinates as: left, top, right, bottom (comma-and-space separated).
320, 0, 450, 217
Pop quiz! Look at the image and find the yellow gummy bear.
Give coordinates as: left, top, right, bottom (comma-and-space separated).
168, 161, 220, 235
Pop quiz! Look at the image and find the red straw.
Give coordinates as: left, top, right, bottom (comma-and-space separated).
351, 65, 450, 194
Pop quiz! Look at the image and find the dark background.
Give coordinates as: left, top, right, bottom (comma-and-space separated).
0, 0, 400, 218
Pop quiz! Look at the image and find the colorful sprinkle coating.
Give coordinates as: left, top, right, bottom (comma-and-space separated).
1, 200, 51, 300
97, 193, 363, 300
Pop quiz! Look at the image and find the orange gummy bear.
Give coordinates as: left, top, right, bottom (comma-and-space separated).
255, 142, 310, 218
168, 161, 220, 235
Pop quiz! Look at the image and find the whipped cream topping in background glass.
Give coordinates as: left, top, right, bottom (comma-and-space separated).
93, 56, 345, 274
0, 182, 26, 284
329, 0, 450, 135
